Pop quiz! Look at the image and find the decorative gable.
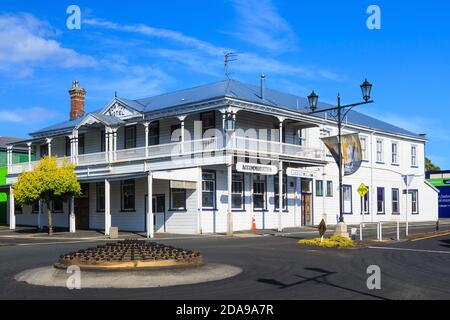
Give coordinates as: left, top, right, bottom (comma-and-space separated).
104, 101, 140, 120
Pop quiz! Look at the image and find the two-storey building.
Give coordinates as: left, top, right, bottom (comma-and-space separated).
2, 78, 438, 236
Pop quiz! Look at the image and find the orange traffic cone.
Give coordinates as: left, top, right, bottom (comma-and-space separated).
251, 216, 257, 230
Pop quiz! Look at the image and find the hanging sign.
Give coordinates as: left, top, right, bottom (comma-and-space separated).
321, 133, 363, 176
236, 162, 277, 175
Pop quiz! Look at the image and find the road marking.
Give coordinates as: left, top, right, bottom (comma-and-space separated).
411, 231, 450, 242
369, 246, 450, 255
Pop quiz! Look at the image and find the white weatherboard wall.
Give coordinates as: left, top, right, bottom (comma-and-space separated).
200, 164, 301, 233
89, 177, 198, 234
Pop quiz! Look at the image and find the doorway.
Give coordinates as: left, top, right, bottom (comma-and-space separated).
145, 194, 166, 232
74, 184, 89, 230
301, 178, 313, 226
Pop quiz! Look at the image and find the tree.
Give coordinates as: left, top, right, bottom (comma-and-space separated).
13, 156, 81, 235
425, 157, 441, 172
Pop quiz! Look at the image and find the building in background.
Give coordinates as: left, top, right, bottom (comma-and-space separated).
1, 78, 439, 235
426, 170, 450, 218
0, 137, 34, 224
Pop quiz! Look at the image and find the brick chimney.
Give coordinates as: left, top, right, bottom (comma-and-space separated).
69, 80, 86, 120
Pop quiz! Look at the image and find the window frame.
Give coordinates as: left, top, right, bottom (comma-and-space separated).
409, 189, 419, 214
274, 174, 288, 211
411, 145, 418, 167
252, 174, 267, 211
100, 130, 106, 153
32, 202, 40, 214
343, 184, 353, 215
170, 124, 182, 142
376, 139, 384, 163
360, 136, 368, 161
232, 172, 245, 211
52, 199, 64, 213
377, 187, 385, 214
96, 182, 105, 212
120, 179, 136, 212
391, 142, 399, 165
124, 125, 137, 149
148, 121, 160, 146
392, 188, 400, 215
170, 188, 187, 211
316, 180, 324, 197
202, 170, 216, 210
361, 187, 370, 215
200, 111, 216, 135
326, 181, 333, 197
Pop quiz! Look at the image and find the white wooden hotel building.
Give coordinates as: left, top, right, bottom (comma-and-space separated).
2, 78, 438, 236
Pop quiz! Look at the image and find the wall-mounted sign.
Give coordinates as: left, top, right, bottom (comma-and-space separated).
236, 163, 277, 175
286, 167, 317, 178
170, 180, 197, 190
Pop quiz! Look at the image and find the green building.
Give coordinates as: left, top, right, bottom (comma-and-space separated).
0, 137, 34, 224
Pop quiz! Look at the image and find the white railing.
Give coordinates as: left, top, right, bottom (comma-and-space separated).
9, 137, 324, 175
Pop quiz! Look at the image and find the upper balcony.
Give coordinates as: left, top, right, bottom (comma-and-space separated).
7, 136, 325, 176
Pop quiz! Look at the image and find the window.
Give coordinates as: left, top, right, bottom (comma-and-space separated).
391, 142, 399, 165
121, 179, 135, 211
171, 124, 182, 142
78, 134, 85, 155
149, 121, 160, 146
96, 182, 105, 212
316, 180, 324, 197
343, 185, 352, 214
410, 190, 419, 214
392, 188, 400, 214
232, 173, 244, 210
376, 139, 384, 163
40, 144, 48, 158
124, 126, 136, 149
202, 171, 216, 209
65, 137, 71, 156
52, 199, 64, 213
253, 175, 266, 210
326, 181, 333, 197
14, 203, 23, 214
360, 136, 368, 161
377, 187, 385, 214
170, 188, 186, 210
32, 202, 40, 214
100, 130, 105, 152
274, 175, 287, 210
411, 145, 418, 167
298, 129, 306, 146
361, 187, 369, 214
200, 111, 216, 135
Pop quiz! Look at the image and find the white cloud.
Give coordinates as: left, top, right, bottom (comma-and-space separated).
229, 0, 298, 52
86, 17, 337, 81
0, 13, 97, 77
0, 107, 59, 123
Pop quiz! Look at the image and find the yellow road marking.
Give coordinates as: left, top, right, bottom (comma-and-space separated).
411, 231, 450, 242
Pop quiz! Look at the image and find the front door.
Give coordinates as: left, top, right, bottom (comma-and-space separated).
75, 184, 89, 230
301, 193, 312, 226
145, 194, 165, 232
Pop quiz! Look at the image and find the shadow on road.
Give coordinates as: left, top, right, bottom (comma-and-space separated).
257, 267, 389, 300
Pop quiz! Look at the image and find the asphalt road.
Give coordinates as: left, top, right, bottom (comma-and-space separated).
1, 230, 450, 300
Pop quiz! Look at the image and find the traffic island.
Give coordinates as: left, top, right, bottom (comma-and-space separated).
15, 240, 242, 288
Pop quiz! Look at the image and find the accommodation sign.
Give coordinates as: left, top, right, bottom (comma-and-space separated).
286, 168, 316, 178
236, 163, 277, 175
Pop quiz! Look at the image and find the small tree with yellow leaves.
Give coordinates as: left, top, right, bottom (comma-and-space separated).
13, 156, 81, 235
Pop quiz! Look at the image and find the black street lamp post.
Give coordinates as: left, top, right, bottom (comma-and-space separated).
307, 80, 374, 224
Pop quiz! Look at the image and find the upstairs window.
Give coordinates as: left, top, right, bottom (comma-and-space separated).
149, 121, 160, 146
100, 130, 105, 152
360, 136, 368, 161
411, 145, 418, 167
171, 124, 182, 142
391, 142, 399, 165
376, 139, 384, 163
200, 111, 216, 135
124, 126, 136, 149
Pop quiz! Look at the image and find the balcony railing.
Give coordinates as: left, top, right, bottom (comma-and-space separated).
8, 137, 324, 175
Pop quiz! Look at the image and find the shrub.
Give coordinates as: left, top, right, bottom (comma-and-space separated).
298, 236, 354, 248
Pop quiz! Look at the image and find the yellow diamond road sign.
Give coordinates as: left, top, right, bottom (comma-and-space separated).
357, 183, 369, 197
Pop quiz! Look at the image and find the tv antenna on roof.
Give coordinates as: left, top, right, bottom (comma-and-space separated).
224, 52, 238, 79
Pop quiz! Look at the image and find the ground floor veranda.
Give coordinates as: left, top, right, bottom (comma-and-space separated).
3, 163, 318, 237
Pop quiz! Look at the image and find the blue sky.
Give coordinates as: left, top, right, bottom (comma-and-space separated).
0, 0, 449, 167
